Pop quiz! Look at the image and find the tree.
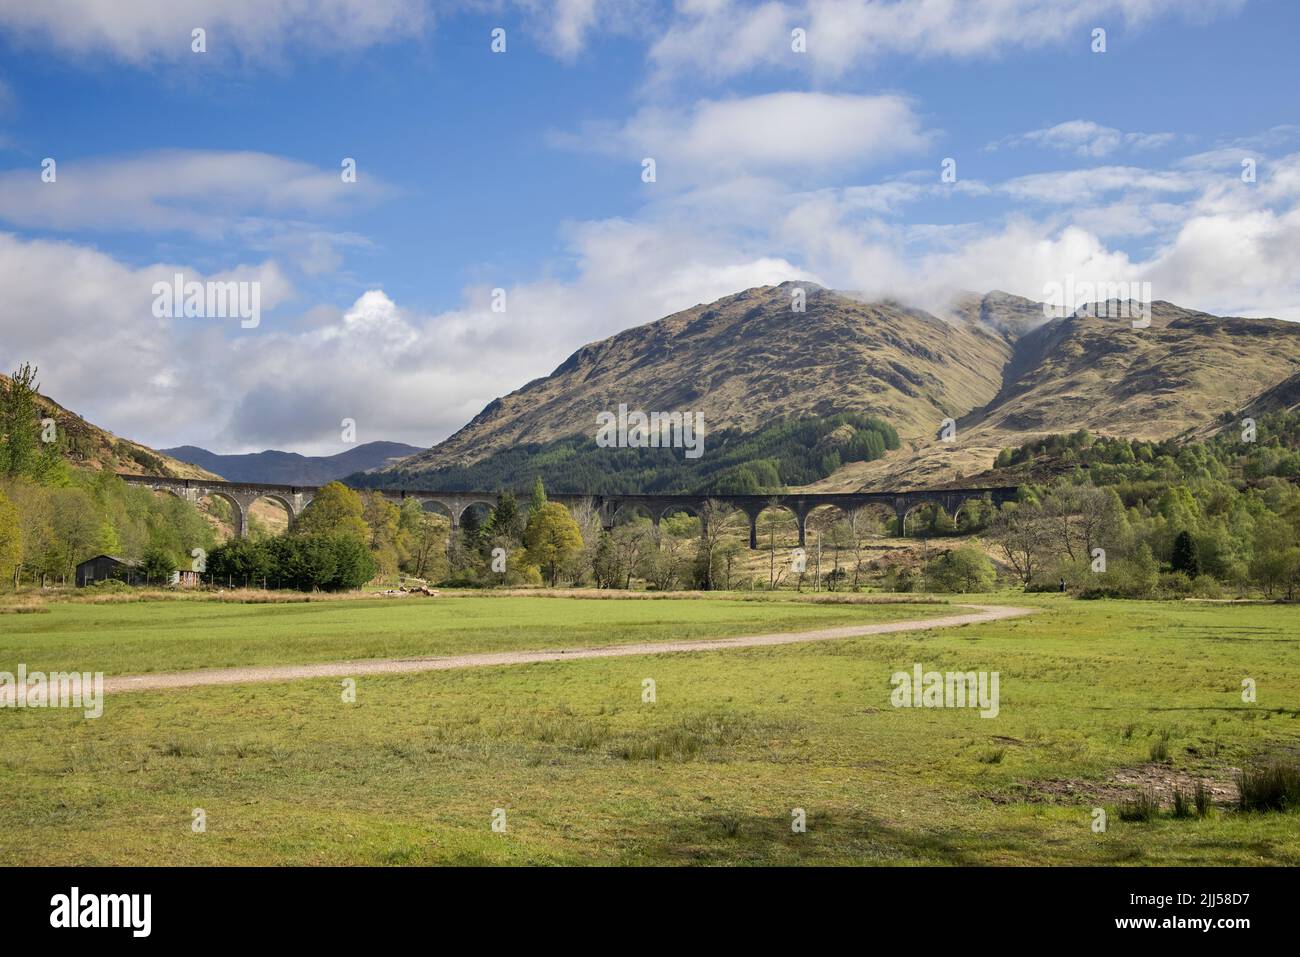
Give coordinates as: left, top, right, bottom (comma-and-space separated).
294, 482, 368, 540
529, 477, 547, 515
989, 502, 1051, 586
0, 489, 20, 588
208, 537, 273, 587
761, 499, 791, 589
361, 492, 403, 578
484, 491, 526, 546
458, 505, 486, 559
1250, 522, 1297, 597
141, 544, 178, 584
694, 499, 740, 590
562, 497, 604, 585
49, 487, 103, 581
328, 533, 379, 590
608, 520, 652, 589
925, 545, 996, 593
1, 477, 53, 587
1040, 482, 1126, 562
524, 502, 584, 586
638, 533, 689, 591
844, 506, 882, 589
1170, 530, 1200, 577
0, 363, 58, 480
399, 503, 449, 581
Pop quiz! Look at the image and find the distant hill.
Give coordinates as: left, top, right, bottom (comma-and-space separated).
0, 371, 219, 480
162, 441, 423, 485
368, 283, 1300, 493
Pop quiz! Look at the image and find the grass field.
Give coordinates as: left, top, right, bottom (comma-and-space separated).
1, 592, 1297, 865
0, 594, 952, 675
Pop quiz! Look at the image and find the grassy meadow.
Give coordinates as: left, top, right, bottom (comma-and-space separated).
1, 592, 1297, 865
0, 593, 952, 675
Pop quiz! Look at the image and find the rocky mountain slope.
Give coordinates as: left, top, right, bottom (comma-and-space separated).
393, 283, 1032, 477
372, 283, 1300, 491
1, 372, 219, 480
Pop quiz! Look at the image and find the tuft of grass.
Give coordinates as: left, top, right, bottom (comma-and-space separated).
974, 746, 1006, 764
715, 814, 742, 838
1118, 790, 1160, 822
611, 710, 775, 762
1237, 759, 1300, 812
1194, 781, 1211, 817
1171, 788, 1191, 818
1149, 732, 1170, 764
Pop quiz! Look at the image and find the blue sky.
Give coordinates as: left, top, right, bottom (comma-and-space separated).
0, 0, 1297, 454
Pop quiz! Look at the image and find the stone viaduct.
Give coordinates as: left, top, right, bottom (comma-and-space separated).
119, 474, 1020, 546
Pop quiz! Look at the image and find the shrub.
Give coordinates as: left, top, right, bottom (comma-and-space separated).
86, 579, 133, 594
1077, 544, 1160, 599
1157, 571, 1194, 598
1024, 576, 1063, 593
1191, 574, 1223, 599
925, 545, 996, 593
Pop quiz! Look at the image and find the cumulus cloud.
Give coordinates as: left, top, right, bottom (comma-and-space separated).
0, 216, 814, 453
9, 140, 1300, 455
552, 92, 933, 181
0, 232, 294, 442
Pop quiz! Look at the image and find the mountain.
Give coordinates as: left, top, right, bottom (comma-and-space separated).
162, 441, 423, 485
0, 372, 219, 480
841, 300, 1300, 489
392, 283, 1022, 474
372, 283, 1300, 492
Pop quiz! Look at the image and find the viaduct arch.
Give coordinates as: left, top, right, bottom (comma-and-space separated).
120, 475, 1020, 546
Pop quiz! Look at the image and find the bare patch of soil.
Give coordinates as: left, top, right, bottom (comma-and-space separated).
992, 764, 1240, 808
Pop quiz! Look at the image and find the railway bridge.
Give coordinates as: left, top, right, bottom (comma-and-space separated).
119, 474, 1021, 546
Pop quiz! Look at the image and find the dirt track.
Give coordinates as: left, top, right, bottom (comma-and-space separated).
86, 603, 1034, 696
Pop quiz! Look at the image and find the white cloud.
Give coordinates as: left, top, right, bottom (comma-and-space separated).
549, 0, 601, 56
0, 0, 649, 65
1001, 165, 1199, 204
7, 130, 1300, 457
0, 232, 294, 444
0, 0, 431, 63
647, 0, 1246, 84
0, 150, 386, 235
0, 216, 813, 453
553, 92, 932, 181
990, 120, 1178, 158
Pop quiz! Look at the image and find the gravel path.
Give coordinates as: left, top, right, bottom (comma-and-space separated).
86, 603, 1034, 696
